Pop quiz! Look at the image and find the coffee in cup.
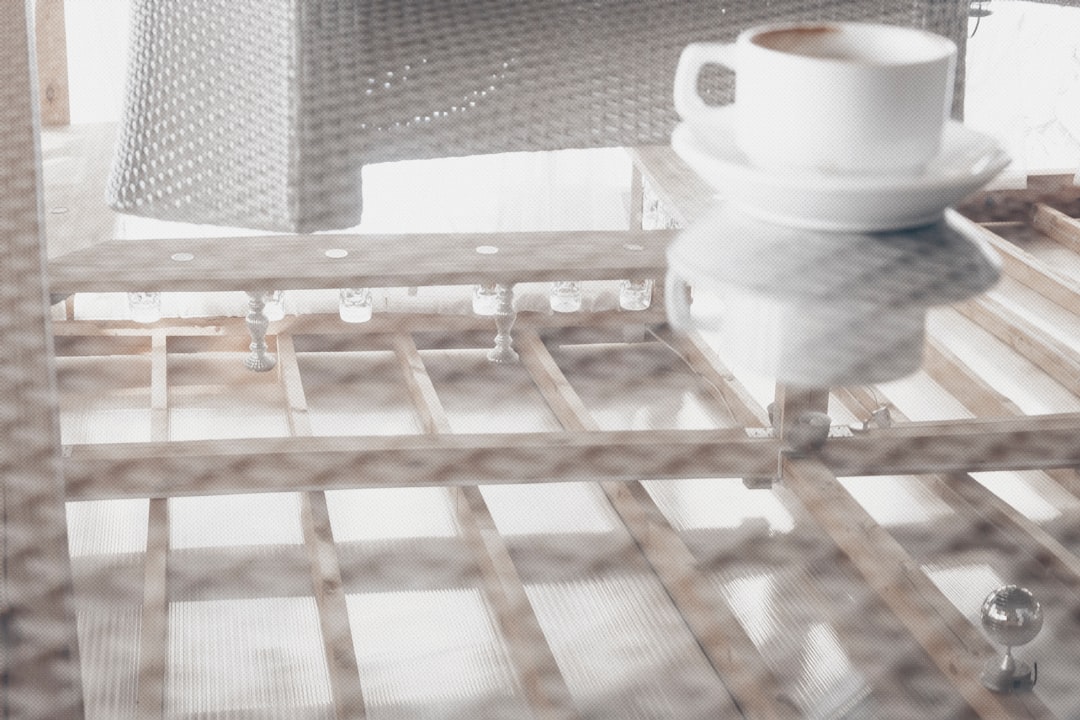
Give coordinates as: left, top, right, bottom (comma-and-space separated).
674, 22, 957, 175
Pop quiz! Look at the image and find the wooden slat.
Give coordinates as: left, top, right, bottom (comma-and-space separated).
516, 329, 797, 720
391, 332, 579, 720
278, 334, 366, 720
62, 429, 782, 500
923, 336, 1024, 417
662, 330, 770, 428
137, 498, 169, 720
954, 293, 1080, 398
138, 331, 169, 720
937, 472, 1080, 593
955, 174, 1080, 223
912, 329, 1080, 529
778, 390, 1056, 718
48, 230, 673, 294
150, 333, 169, 441
948, 210, 1080, 317
782, 457, 1055, 720
0, 5, 83, 717
299, 492, 367, 720
34, 0, 69, 126
835, 386, 1080, 603
660, 333, 1059, 718
1031, 203, 1080, 254
277, 334, 313, 437
390, 334, 452, 435
59, 410, 1080, 500
50, 305, 668, 342
626, 146, 717, 226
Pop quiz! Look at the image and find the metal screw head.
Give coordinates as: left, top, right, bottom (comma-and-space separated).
981, 585, 1043, 648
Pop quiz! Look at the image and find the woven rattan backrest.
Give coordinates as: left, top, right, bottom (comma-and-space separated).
107, 0, 971, 232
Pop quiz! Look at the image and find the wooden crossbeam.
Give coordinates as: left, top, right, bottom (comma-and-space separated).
61, 429, 782, 500
516, 329, 798, 720
390, 333, 579, 720
48, 230, 673, 294
59, 410, 1080, 501
277, 335, 366, 720
0, 6, 84, 717
50, 307, 668, 343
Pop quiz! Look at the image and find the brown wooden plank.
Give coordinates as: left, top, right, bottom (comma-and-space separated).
836, 383, 1080, 603
277, 334, 313, 437
299, 492, 367, 720
390, 334, 452, 435
1031, 203, 1080, 255
954, 293, 1080, 398
278, 333, 366, 720
0, 5, 84, 717
782, 457, 1055, 720
626, 146, 716, 226
782, 382, 1056, 718
955, 174, 1080, 223
138, 333, 169, 720
910, 328, 1080, 530
674, 353, 1062, 718
62, 429, 782, 500
948, 210, 1080, 317
48, 230, 673, 294
137, 498, 169, 720
59, 410, 1080, 500
50, 305, 668, 343
34, 0, 69, 126
516, 329, 796, 720
923, 335, 1024, 417
935, 472, 1080, 593
151, 333, 169, 441
391, 332, 579, 720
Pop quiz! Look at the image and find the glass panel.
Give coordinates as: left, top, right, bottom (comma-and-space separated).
167, 597, 333, 719
346, 589, 525, 718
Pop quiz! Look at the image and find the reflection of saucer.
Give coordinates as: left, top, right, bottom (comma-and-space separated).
672, 110, 1010, 231
664, 205, 1002, 385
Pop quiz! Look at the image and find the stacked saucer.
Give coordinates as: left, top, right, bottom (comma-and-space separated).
665, 112, 1009, 386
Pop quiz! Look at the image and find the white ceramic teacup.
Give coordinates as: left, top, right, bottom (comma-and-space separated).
674, 22, 957, 175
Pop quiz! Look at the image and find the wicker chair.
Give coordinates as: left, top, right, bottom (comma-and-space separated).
107, 0, 972, 233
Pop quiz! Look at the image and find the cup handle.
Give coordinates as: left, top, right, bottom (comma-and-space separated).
665, 271, 694, 332
673, 42, 737, 124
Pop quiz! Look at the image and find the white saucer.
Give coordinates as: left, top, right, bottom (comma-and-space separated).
672, 109, 1010, 232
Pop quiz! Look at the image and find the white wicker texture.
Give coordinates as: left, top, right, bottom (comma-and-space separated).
107, 0, 971, 232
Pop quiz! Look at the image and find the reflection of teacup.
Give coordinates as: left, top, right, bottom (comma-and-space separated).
674, 23, 957, 175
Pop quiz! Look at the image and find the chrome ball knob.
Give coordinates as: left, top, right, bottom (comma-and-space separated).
981, 585, 1043, 648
